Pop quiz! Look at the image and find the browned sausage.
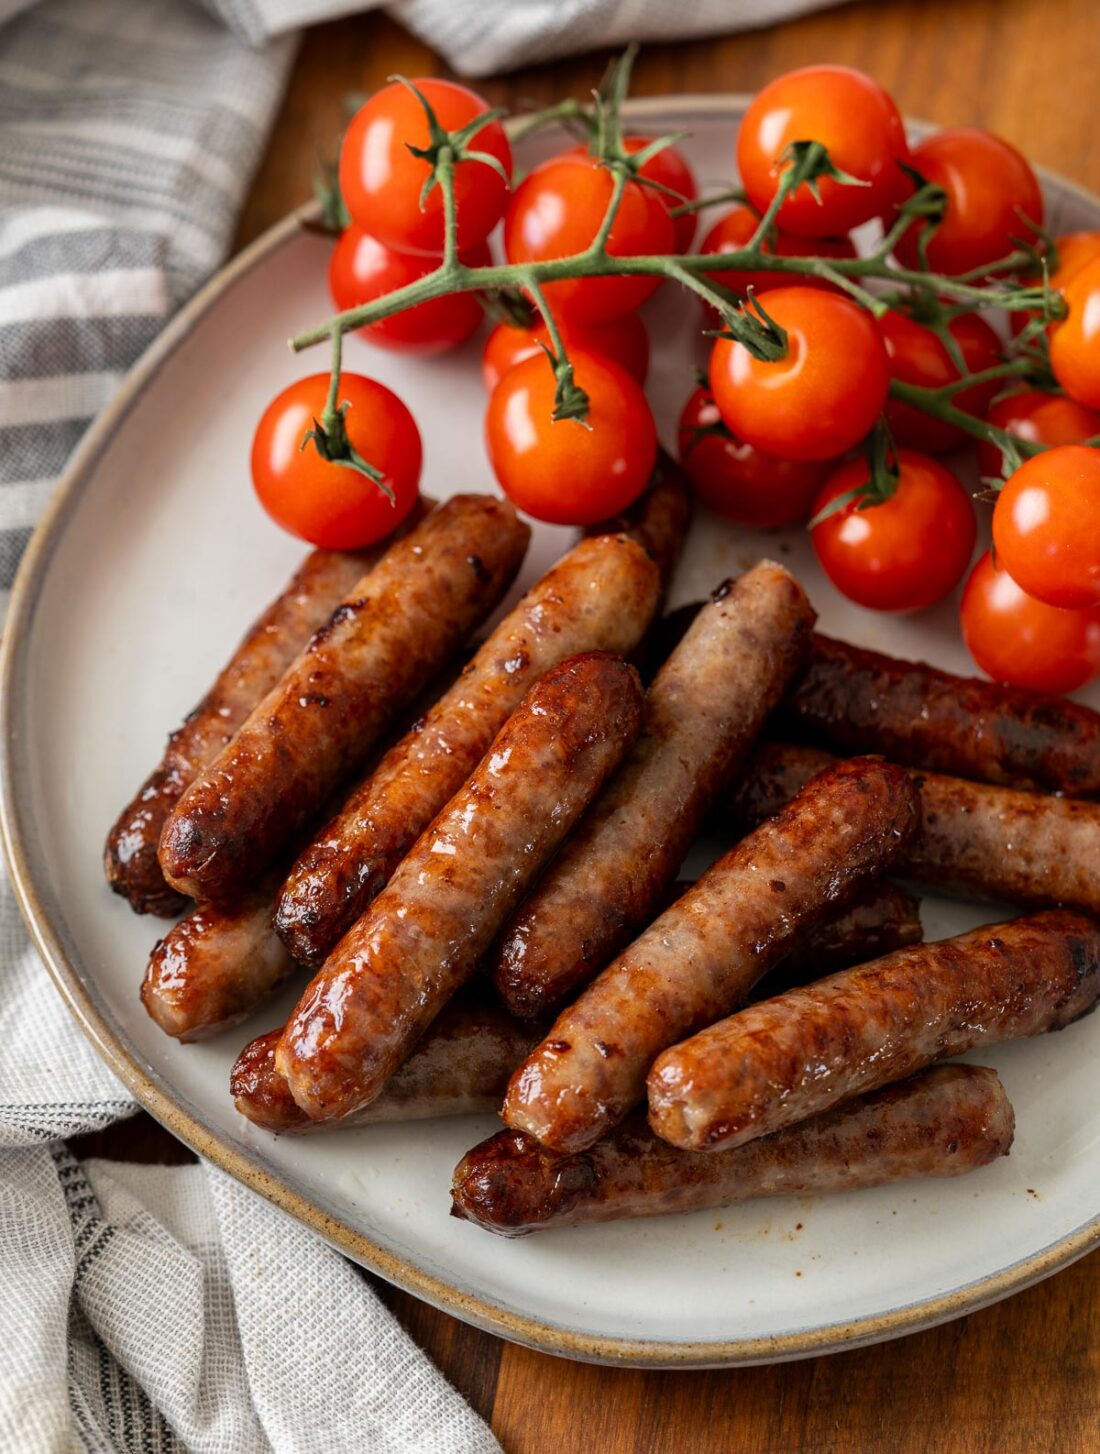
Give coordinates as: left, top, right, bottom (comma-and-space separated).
273, 532, 661, 966
502, 757, 920, 1153
765, 880, 923, 990
489, 564, 815, 1020
231, 993, 543, 1133
649, 908, 1100, 1153
276, 653, 645, 1122
103, 525, 426, 917
158, 496, 530, 902
784, 633, 1100, 796
586, 448, 692, 591
725, 741, 1100, 916
453, 1064, 1014, 1237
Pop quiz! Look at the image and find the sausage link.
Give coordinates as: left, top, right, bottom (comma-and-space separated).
586, 448, 692, 591
766, 881, 924, 991
103, 532, 424, 917
274, 533, 661, 966
276, 652, 645, 1121
725, 741, 1100, 916
141, 889, 293, 1042
784, 633, 1100, 796
490, 564, 815, 1020
502, 757, 920, 1153
158, 496, 530, 902
649, 908, 1100, 1152
231, 993, 543, 1133
453, 1064, 1014, 1237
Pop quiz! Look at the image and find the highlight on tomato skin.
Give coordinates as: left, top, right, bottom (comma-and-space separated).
481, 313, 650, 394
991, 446, 1100, 611
978, 391, 1100, 480
879, 310, 1002, 454
961, 549, 1100, 695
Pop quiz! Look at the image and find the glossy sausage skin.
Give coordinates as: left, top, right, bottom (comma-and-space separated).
784, 633, 1100, 796
726, 741, 1100, 916
453, 1065, 1013, 1237
158, 496, 530, 902
141, 888, 293, 1042
649, 908, 1100, 1152
231, 994, 543, 1133
767, 880, 923, 991
276, 653, 646, 1122
503, 757, 920, 1153
490, 564, 815, 1020
103, 538, 414, 916
586, 448, 692, 591
274, 533, 661, 966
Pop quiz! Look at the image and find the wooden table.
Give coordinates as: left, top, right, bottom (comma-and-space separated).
83, 2, 1100, 1449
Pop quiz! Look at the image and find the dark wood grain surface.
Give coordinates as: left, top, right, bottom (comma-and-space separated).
83, 2, 1100, 1449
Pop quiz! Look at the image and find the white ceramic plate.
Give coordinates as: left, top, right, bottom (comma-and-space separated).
5, 98, 1100, 1368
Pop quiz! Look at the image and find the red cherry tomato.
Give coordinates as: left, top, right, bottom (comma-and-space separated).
810, 451, 976, 612
1010, 232, 1100, 334
978, 390, 1100, 479
698, 205, 856, 308
709, 286, 889, 462
677, 386, 831, 527
878, 310, 1002, 453
481, 312, 649, 393
961, 550, 1100, 694
485, 349, 656, 525
737, 65, 910, 238
329, 228, 489, 354
339, 79, 512, 256
252, 373, 421, 548
623, 137, 699, 251
1050, 256, 1100, 409
894, 128, 1043, 276
503, 154, 674, 323
992, 445, 1100, 609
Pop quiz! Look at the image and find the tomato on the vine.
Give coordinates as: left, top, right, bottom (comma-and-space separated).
481, 312, 649, 393
737, 65, 910, 238
624, 137, 699, 251
485, 349, 656, 525
677, 386, 831, 527
878, 310, 1002, 453
251, 373, 421, 548
991, 445, 1100, 610
329, 228, 489, 354
961, 550, 1100, 694
1050, 255, 1100, 409
708, 286, 889, 462
1011, 232, 1100, 334
810, 451, 976, 612
698, 205, 856, 306
503, 153, 674, 322
978, 390, 1100, 479
894, 128, 1042, 276
339, 79, 512, 256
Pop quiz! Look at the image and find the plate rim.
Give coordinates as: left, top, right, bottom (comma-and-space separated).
4, 93, 1100, 1368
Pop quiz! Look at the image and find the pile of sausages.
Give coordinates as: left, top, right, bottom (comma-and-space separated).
105, 461, 1100, 1238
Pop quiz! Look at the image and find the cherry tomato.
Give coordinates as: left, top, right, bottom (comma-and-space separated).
992, 445, 1100, 609
878, 310, 1002, 453
737, 65, 910, 238
709, 286, 889, 462
485, 349, 656, 525
503, 154, 674, 323
1010, 232, 1100, 334
1050, 255, 1100, 409
894, 128, 1043, 276
698, 205, 857, 308
677, 386, 832, 527
810, 451, 976, 612
329, 228, 489, 354
978, 390, 1100, 479
961, 550, 1100, 694
481, 312, 648, 393
252, 373, 421, 548
339, 79, 512, 256
623, 137, 699, 251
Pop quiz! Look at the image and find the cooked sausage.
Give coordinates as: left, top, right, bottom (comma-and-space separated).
276, 653, 645, 1122
453, 1064, 1014, 1237
502, 757, 920, 1153
784, 633, 1100, 796
490, 564, 815, 1020
725, 741, 1100, 916
766, 880, 923, 991
648, 908, 1100, 1153
158, 496, 530, 902
274, 532, 661, 966
103, 526, 427, 917
231, 993, 543, 1133
586, 448, 692, 591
